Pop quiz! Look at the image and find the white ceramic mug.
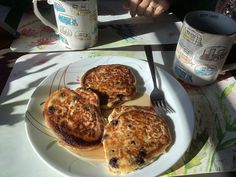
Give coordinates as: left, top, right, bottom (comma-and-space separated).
33, 0, 98, 50
173, 11, 236, 86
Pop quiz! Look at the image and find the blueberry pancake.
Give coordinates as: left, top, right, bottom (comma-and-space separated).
43, 87, 105, 149
80, 64, 136, 109
102, 105, 172, 174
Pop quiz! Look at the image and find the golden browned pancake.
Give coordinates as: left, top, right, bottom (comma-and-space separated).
43, 87, 105, 149
75, 87, 100, 107
80, 64, 136, 109
102, 105, 172, 174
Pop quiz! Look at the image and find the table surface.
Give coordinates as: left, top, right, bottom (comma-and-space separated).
1, 48, 236, 177
1, 3, 236, 177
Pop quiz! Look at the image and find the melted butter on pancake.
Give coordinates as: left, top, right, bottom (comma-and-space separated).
124, 93, 150, 106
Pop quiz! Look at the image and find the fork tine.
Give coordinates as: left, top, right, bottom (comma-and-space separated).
160, 100, 167, 110
155, 101, 160, 108
157, 101, 163, 110
158, 105, 166, 115
153, 104, 164, 115
153, 99, 175, 114
167, 106, 174, 113
159, 100, 176, 114
166, 102, 175, 113
154, 101, 167, 114
152, 104, 158, 114
156, 100, 166, 111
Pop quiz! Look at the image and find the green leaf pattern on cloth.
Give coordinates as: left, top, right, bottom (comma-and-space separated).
162, 78, 236, 176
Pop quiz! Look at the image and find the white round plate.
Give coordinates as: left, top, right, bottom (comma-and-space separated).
25, 55, 195, 177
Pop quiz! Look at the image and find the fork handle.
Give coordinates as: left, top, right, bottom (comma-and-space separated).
144, 45, 158, 88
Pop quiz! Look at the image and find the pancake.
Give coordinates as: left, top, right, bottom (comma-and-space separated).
43, 87, 105, 149
75, 87, 100, 107
80, 64, 136, 109
102, 105, 172, 174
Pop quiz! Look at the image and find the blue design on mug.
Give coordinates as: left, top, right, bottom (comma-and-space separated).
174, 64, 193, 83
59, 35, 69, 45
194, 65, 216, 76
54, 2, 65, 12
58, 14, 78, 26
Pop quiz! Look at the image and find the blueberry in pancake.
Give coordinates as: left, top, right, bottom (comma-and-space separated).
80, 64, 136, 109
43, 87, 105, 149
102, 105, 172, 174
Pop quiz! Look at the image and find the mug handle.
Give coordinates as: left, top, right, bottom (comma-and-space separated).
32, 0, 58, 33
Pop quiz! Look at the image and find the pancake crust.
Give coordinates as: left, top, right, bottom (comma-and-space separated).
102, 105, 172, 174
80, 64, 136, 109
75, 87, 100, 107
43, 87, 105, 149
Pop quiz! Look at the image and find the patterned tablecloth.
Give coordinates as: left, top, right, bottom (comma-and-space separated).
0, 49, 235, 177
164, 76, 236, 176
